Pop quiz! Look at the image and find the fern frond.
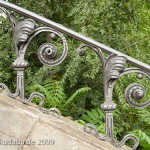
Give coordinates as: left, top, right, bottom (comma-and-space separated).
30, 78, 66, 107
64, 87, 91, 106
132, 130, 150, 145
30, 84, 51, 99
30, 84, 56, 106
138, 109, 150, 125
80, 107, 105, 133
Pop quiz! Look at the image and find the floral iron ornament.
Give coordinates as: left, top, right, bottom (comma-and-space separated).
84, 53, 139, 149
78, 44, 150, 149
0, 8, 64, 116
83, 50, 150, 150
0, 1, 150, 150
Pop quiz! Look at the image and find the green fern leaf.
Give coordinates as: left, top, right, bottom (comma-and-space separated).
64, 87, 91, 106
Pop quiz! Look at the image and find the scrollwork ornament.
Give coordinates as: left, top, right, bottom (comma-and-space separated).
0, 83, 19, 98
84, 123, 108, 140
22, 92, 61, 118
105, 54, 127, 88
0, 7, 16, 27
103, 54, 127, 108
84, 113, 139, 150
77, 44, 105, 68
13, 20, 68, 66
118, 68, 150, 108
77, 45, 86, 56
125, 83, 149, 108
0, 2, 149, 149
24, 27, 68, 66
38, 43, 57, 65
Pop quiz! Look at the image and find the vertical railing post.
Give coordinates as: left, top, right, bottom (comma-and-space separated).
12, 59, 29, 101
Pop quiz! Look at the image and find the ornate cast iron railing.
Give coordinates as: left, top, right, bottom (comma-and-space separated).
0, 1, 150, 150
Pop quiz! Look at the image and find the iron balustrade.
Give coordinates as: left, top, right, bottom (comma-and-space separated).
0, 1, 150, 149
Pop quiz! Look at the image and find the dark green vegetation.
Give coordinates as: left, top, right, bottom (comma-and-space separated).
0, 0, 150, 149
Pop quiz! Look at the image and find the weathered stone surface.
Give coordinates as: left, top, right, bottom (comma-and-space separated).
27, 122, 101, 150
0, 133, 22, 150
22, 145, 38, 150
0, 106, 37, 140
0, 91, 131, 150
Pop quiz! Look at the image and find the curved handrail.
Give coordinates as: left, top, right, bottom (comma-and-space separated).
0, 0, 150, 72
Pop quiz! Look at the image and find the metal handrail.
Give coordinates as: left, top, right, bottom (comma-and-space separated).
0, 1, 150, 150
0, 0, 150, 71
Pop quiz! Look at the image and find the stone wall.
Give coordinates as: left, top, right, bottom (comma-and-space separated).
0, 92, 131, 150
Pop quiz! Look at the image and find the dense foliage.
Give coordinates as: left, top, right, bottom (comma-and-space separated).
0, 0, 150, 149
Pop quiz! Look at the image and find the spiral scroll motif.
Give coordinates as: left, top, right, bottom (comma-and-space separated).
37, 29, 68, 66
38, 43, 57, 65
125, 83, 148, 108
77, 44, 105, 68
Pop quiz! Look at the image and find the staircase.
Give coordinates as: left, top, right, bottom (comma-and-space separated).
0, 1, 150, 150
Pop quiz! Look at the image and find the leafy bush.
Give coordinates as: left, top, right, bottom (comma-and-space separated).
29, 76, 91, 118
0, 0, 150, 149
